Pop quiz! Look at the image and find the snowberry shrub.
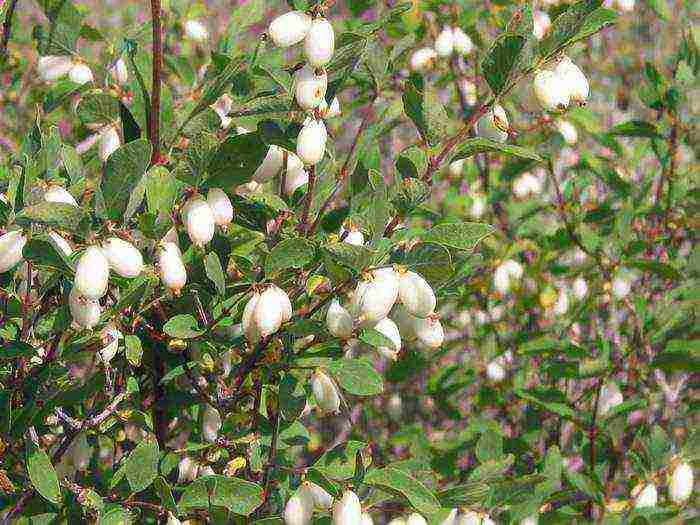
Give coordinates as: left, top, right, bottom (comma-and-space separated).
0, 0, 696, 523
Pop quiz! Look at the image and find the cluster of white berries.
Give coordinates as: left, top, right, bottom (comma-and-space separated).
532, 56, 590, 113
71, 236, 143, 329
326, 266, 443, 359
631, 462, 692, 511
267, 8, 339, 167
158, 189, 232, 295
37, 55, 94, 85
242, 284, 293, 343
182, 190, 233, 246
284, 486, 371, 525
410, 26, 474, 72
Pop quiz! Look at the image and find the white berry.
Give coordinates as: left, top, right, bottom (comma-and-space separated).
296, 118, 327, 165
158, 242, 187, 294
295, 65, 328, 111
332, 490, 362, 525
182, 196, 216, 248
207, 188, 234, 229
269, 11, 312, 48
304, 18, 335, 68
102, 237, 143, 278
311, 369, 341, 416
74, 246, 110, 300
0, 231, 27, 273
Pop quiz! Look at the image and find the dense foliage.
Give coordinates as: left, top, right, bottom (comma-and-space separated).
0, 0, 697, 524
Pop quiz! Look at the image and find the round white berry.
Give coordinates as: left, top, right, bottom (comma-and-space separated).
533, 69, 570, 112
269, 10, 312, 48
327, 299, 354, 339
207, 188, 234, 229
44, 185, 78, 207
296, 118, 327, 165
74, 246, 110, 300
0, 231, 27, 273
311, 369, 341, 416
435, 27, 455, 57
332, 490, 362, 525
182, 196, 216, 248
295, 65, 328, 111
158, 242, 187, 294
304, 18, 335, 68
102, 237, 143, 278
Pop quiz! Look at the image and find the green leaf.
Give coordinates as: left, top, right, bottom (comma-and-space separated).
311, 441, 370, 480
482, 33, 527, 96
645, 0, 671, 19
179, 475, 263, 515
100, 139, 152, 222
608, 120, 662, 138
206, 133, 269, 188
120, 102, 141, 143
125, 437, 159, 493
401, 242, 454, 287
358, 328, 396, 350
153, 476, 178, 514
15, 202, 89, 235
279, 372, 307, 422
22, 235, 73, 273
77, 93, 121, 126
325, 359, 383, 396
36, 0, 85, 55
515, 389, 579, 421
205, 252, 226, 296
163, 315, 203, 339
124, 335, 143, 367
395, 146, 428, 180
475, 430, 503, 463
27, 443, 62, 506
265, 238, 316, 276
452, 138, 544, 162
437, 482, 491, 507
61, 145, 83, 183
98, 504, 132, 525
651, 340, 700, 373
565, 470, 603, 503
423, 222, 495, 251
402, 83, 451, 147
322, 242, 374, 274
392, 178, 431, 215
145, 166, 178, 214
539, 0, 617, 59
1, 342, 33, 360
364, 467, 441, 515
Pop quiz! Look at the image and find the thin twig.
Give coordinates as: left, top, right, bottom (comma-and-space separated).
149, 0, 163, 164
309, 101, 376, 234
2, 392, 128, 525
299, 165, 316, 234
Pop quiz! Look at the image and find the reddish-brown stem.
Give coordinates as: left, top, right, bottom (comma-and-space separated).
149, 0, 163, 164
384, 104, 489, 239
299, 164, 316, 234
